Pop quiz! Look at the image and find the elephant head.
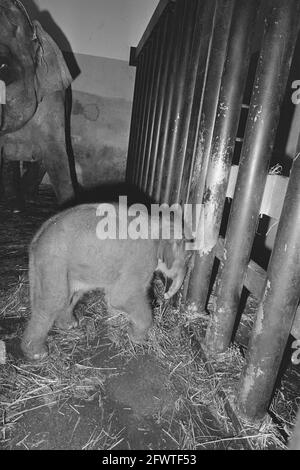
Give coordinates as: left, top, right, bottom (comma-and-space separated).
0, 0, 72, 135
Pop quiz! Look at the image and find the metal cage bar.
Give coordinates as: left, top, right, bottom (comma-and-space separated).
126, 51, 145, 183
166, 0, 217, 205
186, 0, 236, 303
237, 151, 300, 420
159, 0, 201, 204
141, 15, 168, 192
205, 0, 300, 354
146, 4, 177, 197
133, 45, 153, 185
152, 0, 190, 202
187, 0, 259, 310
134, 36, 158, 188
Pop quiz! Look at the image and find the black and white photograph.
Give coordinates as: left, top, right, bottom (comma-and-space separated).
0, 0, 300, 453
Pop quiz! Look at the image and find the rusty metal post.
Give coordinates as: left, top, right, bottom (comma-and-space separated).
147, 1, 180, 200
186, 0, 235, 304
152, 0, 196, 203
206, 0, 300, 352
187, 0, 259, 311
237, 152, 300, 420
161, 0, 215, 204
205, 0, 300, 354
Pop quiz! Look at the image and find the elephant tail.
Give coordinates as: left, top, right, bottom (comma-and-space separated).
28, 241, 41, 313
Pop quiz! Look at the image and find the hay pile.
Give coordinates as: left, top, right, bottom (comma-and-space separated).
0, 187, 298, 450
0, 273, 291, 450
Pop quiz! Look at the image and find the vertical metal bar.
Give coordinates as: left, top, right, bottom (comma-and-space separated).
141, 9, 170, 193
135, 36, 157, 189
133, 44, 153, 186
126, 51, 143, 183
146, 4, 176, 197
238, 152, 300, 420
186, 0, 236, 304
166, 0, 218, 205
139, 24, 162, 191
186, 0, 236, 210
151, 0, 188, 202
179, 0, 218, 206
157, 0, 199, 204
128, 52, 147, 185
205, 0, 300, 354
187, 0, 259, 311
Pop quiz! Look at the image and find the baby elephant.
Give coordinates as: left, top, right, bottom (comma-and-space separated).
21, 203, 192, 360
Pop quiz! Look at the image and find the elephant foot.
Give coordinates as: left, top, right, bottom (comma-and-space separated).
128, 325, 149, 345
7, 198, 25, 213
55, 316, 79, 331
21, 340, 49, 361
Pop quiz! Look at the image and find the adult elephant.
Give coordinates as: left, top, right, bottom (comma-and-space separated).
0, 0, 76, 209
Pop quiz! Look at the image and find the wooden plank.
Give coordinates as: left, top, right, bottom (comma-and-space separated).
215, 237, 300, 339
226, 165, 239, 199
244, 260, 266, 299
260, 173, 288, 219
226, 165, 289, 220
134, 0, 176, 64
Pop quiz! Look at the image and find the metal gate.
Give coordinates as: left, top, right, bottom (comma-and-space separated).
126, 0, 300, 424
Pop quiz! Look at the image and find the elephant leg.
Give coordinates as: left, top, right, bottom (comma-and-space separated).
126, 294, 153, 343
21, 161, 46, 202
42, 142, 75, 206
37, 91, 76, 206
0, 160, 24, 211
21, 309, 56, 361
54, 290, 83, 330
22, 258, 71, 360
109, 282, 153, 343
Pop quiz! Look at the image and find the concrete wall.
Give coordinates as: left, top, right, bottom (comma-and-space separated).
28, 0, 159, 60
21, 0, 159, 187
71, 87, 133, 187
70, 53, 136, 187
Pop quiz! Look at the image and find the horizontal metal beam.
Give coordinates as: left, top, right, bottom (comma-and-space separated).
226, 165, 288, 220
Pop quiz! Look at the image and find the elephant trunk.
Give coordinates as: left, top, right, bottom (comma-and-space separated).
164, 270, 186, 300
155, 258, 186, 300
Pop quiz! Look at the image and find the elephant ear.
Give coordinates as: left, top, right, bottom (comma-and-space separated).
33, 20, 73, 102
